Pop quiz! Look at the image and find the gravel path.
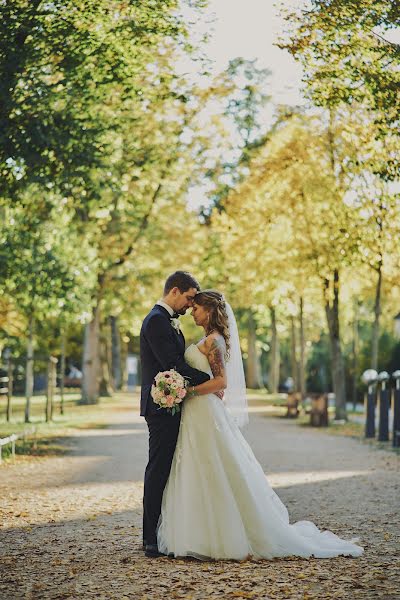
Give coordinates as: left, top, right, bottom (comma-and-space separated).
0, 396, 399, 599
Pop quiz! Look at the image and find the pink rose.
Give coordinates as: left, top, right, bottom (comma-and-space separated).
151, 386, 161, 401
166, 395, 175, 407
177, 388, 186, 399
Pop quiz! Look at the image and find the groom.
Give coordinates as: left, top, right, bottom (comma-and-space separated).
140, 271, 210, 557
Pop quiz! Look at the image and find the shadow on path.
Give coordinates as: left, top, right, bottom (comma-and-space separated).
1, 398, 399, 599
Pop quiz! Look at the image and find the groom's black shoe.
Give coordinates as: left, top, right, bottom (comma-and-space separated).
144, 543, 165, 558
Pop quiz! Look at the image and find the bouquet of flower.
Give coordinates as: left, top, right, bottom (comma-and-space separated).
151, 369, 187, 415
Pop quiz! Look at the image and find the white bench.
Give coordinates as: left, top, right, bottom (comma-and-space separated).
0, 427, 36, 464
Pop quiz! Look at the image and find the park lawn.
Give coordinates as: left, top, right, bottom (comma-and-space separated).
3, 389, 397, 461
1, 388, 276, 433
0, 391, 139, 462
0, 391, 81, 435
326, 419, 400, 454
293, 404, 400, 454
296, 412, 363, 435
245, 389, 290, 418
245, 388, 289, 403
0, 388, 284, 461
251, 389, 399, 452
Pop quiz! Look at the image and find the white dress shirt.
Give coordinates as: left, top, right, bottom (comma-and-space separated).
156, 299, 174, 317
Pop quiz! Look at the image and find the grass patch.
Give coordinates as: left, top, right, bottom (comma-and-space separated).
0, 392, 137, 434
246, 389, 287, 404
0, 437, 71, 461
327, 420, 364, 437
295, 412, 363, 436
0, 391, 140, 463
73, 422, 110, 430
292, 411, 400, 454
328, 421, 400, 454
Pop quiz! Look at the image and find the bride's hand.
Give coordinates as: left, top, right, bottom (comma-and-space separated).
215, 390, 224, 400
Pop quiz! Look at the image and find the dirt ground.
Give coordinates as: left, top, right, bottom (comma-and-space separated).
0, 396, 399, 600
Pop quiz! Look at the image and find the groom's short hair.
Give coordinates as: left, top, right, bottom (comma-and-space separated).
164, 271, 200, 295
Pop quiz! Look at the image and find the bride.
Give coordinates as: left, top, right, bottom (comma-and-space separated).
157, 290, 363, 560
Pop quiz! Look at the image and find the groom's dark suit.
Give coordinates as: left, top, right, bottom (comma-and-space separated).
140, 304, 210, 547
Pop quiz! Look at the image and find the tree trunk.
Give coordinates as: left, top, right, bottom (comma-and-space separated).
323, 270, 347, 420
81, 302, 101, 404
46, 357, 57, 423
99, 324, 113, 397
299, 296, 306, 397
268, 307, 280, 394
6, 358, 13, 422
121, 333, 129, 391
246, 311, 262, 389
290, 315, 298, 391
110, 316, 122, 390
24, 315, 34, 423
60, 329, 66, 415
352, 302, 359, 411
371, 263, 382, 372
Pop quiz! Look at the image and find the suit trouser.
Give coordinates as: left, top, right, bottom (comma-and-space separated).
143, 413, 181, 545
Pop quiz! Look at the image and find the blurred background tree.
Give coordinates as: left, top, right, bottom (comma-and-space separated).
1, 0, 399, 422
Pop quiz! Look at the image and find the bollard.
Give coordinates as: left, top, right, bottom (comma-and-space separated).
362, 370, 378, 439
393, 370, 400, 448
377, 371, 390, 442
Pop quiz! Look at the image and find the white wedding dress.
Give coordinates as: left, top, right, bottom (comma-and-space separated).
157, 344, 363, 560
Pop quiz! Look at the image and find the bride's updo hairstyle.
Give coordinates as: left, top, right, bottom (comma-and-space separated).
194, 290, 230, 359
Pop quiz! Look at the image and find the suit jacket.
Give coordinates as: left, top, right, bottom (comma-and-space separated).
139, 304, 210, 416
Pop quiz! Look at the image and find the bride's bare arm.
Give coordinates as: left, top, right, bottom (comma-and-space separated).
189, 334, 227, 397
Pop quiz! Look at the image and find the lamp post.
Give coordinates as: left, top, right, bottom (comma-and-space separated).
392, 370, 400, 448
362, 369, 378, 438
377, 371, 390, 442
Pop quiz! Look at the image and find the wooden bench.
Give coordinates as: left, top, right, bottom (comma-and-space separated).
308, 393, 329, 427
285, 392, 301, 418
273, 392, 301, 418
